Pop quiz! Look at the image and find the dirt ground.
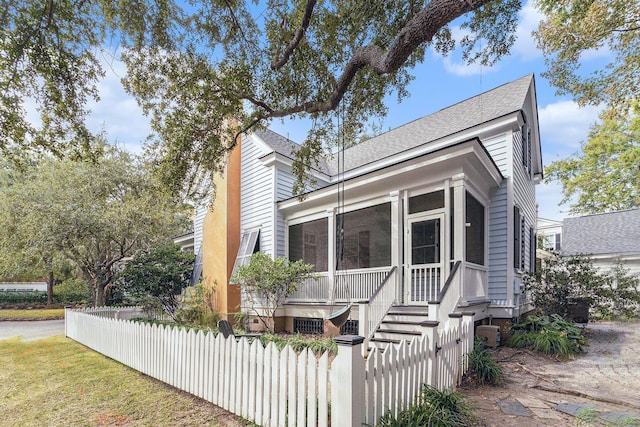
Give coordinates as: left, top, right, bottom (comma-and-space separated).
460, 320, 640, 426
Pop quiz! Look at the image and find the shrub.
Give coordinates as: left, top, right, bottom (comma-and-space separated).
174, 282, 219, 328
53, 278, 90, 304
118, 244, 195, 319
259, 333, 337, 355
0, 291, 48, 306
524, 254, 640, 321
508, 314, 587, 359
467, 338, 503, 385
377, 385, 475, 427
232, 252, 315, 332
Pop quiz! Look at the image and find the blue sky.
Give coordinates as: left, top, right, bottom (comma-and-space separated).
78, 1, 605, 221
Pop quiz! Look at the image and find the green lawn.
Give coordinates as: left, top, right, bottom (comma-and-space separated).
0, 336, 244, 426
0, 308, 65, 320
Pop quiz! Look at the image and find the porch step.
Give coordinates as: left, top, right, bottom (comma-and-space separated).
368, 305, 432, 350
385, 306, 430, 323
375, 328, 422, 341
379, 320, 425, 332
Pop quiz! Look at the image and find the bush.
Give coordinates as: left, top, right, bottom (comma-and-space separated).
377, 385, 475, 427
174, 282, 219, 328
524, 254, 640, 321
53, 278, 90, 304
508, 314, 587, 359
259, 333, 337, 356
0, 291, 48, 306
466, 338, 503, 385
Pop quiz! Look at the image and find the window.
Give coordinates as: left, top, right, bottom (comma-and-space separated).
289, 218, 328, 272
337, 203, 391, 269
465, 192, 485, 265
409, 190, 444, 214
230, 229, 260, 281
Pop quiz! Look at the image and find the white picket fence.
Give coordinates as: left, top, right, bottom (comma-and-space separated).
65, 308, 474, 426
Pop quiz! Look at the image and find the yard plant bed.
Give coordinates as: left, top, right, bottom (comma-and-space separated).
0, 336, 248, 426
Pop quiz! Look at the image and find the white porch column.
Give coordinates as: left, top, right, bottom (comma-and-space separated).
452, 174, 466, 301
390, 190, 402, 304
327, 207, 336, 304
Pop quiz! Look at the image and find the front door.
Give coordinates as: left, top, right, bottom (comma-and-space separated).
407, 214, 444, 304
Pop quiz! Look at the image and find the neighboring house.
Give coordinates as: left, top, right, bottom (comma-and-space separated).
195, 74, 543, 345
562, 209, 640, 277
173, 232, 195, 253
537, 217, 563, 252
0, 281, 47, 293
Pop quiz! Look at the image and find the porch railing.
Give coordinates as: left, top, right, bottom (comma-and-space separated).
358, 267, 397, 346
462, 263, 489, 304
286, 267, 391, 303
428, 261, 461, 322
409, 264, 441, 303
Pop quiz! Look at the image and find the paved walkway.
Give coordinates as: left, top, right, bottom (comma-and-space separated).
0, 319, 65, 342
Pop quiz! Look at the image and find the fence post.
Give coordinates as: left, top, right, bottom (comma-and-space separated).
358, 301, 369, 352
331, 335, 365, 427
420, 321, 439, 387
64, 306, 70, 337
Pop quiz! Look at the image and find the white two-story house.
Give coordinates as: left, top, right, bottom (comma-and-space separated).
195, 74, 542, 346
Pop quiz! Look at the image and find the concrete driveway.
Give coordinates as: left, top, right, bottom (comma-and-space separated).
0, 319, 65, 342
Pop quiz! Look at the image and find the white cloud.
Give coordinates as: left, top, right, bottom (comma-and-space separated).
538, 100, 603, 155
86, 55, 151, 153
512, 1, 545, 61
536, 179, 574, 220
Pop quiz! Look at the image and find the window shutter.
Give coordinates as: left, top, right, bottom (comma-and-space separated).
521, 125, 528, 167
529, 227, 536, 272
230, 229, 260, 281
521, 216, 526, 270
514, 206, 521, 269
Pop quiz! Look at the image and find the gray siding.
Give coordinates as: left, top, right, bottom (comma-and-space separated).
513, 98, 538, 276
275, 168, 296, 257
488, 182, 508, 300
241, 135, 275, 256
483, 133, 510, 301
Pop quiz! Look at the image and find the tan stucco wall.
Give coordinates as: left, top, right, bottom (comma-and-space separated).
201, 137, 242, 319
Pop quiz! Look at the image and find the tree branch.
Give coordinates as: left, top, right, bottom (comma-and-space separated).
256, 0, 493, 119
271, 0, 318, 70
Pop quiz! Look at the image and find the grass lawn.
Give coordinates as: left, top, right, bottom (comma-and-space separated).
0, 308, 65, 320
0, 336, 245, 426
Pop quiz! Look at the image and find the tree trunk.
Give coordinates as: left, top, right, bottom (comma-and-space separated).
46, 270, 54, 305
94, 280, 106, 307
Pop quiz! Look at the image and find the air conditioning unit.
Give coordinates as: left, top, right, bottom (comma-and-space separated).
477, 325, 501, 348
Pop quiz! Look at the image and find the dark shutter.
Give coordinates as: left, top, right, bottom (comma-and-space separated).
514, 206, 521, 269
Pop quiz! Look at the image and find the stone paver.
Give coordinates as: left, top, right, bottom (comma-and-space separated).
516, 397, 549, 409
498, 400, 531, 417
530, 408, 563, 420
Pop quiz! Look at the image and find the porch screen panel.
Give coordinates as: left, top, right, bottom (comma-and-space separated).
337, 202, 391, 270
409, 190, 444, 214
465, 192, 485, 265
289, 218, 328, 272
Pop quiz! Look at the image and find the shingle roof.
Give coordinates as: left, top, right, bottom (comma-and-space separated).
326, 74, 534, 174
253, 128, 331, 174
562, 209, 640, 256
257, 74, 533, 177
